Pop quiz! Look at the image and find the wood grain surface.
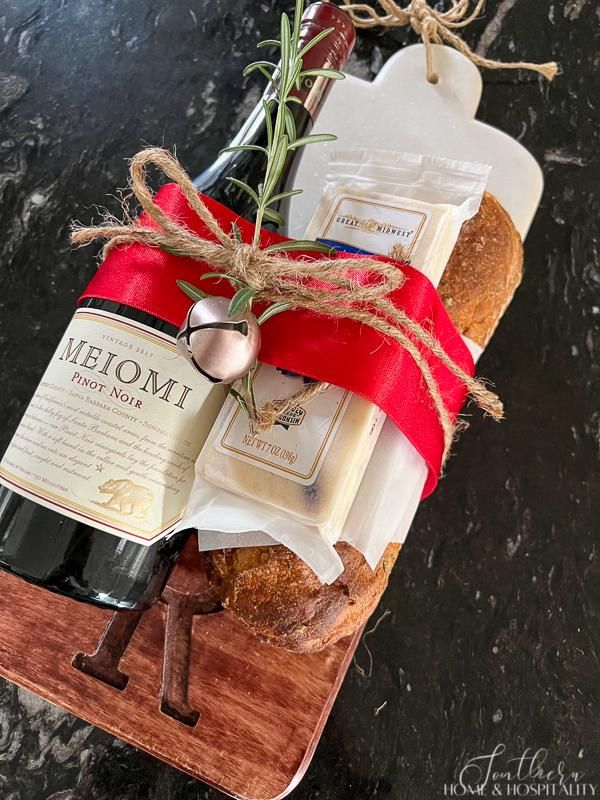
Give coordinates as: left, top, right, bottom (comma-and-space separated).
0, 544, 360, 800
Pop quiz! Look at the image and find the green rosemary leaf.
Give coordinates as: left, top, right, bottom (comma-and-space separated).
200, 271, 226, 281
200, 271, 246, 286
243, 60, 277, 76
159, 244, 183, 256
176, 280, 208, 302
257, 302, 290, 325
286, 95, 303, 105
248, 372, 257, 417
229, 286, 256, 317
262, 99, 274, 147
256, 65, 278, 89
264, 133, 289, 197
240, 370, 257, 417
292, 0, 303, 47
229, 388, 250, 416
263, 239, 334, 254
257, 38, 280, 48
266, 188, 303, 205
297, 240, 337, 254
287, 58, 303, 95
288, 133, 337, 150
298, 26, 335, 59
226, 177, 260, 206
230, 221, 243, 243
219, 144, 268, 156
261, 207, 286, 227
241, 371, 251, 396
279, 13, 291, 74
283, 105, 297, 143
300, 67, 345, 81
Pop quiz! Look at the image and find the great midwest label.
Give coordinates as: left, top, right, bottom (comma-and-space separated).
316, 193, 431, 261
0, 309, 217, 544
317, 194, 431, 261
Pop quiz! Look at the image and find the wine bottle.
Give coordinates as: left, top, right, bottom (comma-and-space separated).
0, 2, 355, 611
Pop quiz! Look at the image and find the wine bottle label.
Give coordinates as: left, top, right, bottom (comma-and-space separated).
0, 309, 221, 544
214, 364, 351, 485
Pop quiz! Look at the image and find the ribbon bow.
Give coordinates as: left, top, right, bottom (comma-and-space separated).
72, 147, 502, 460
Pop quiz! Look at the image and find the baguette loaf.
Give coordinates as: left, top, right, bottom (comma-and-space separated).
205, 192, 523, 652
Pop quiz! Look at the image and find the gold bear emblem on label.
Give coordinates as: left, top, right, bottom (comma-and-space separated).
96, 479, 154, 522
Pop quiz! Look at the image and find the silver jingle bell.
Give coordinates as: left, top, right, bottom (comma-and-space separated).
176, 296, 261, 384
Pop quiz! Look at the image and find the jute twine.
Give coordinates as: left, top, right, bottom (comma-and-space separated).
340, 0, 558, 84
71, 148, 503, 457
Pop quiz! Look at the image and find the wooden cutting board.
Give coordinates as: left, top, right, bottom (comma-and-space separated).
0, 539, 361, 800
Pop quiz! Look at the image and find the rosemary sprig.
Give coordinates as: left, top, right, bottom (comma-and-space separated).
180, 0, 344, 420
224, 0, 343, 250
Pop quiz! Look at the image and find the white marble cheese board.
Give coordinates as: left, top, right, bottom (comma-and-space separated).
288, 43, 543, 240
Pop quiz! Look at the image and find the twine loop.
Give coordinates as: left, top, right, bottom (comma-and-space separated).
71, 147, 503, 458
231, 242, 262, 289
409, 0, 437, 35
340, 0, 558, 84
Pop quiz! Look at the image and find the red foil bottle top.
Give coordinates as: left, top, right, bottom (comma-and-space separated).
300, 2, 356, 72
292, 2, 357, 117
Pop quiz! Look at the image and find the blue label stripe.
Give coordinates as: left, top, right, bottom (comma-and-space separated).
317, 238, 374, 256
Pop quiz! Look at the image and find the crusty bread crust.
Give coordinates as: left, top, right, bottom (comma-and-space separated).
207, 542, 400, 652
438, 192, 523, 348
205, 192, 523, 653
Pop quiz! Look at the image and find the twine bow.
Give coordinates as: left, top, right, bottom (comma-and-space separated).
71, 148, 502, 458
340, 0, 558, 84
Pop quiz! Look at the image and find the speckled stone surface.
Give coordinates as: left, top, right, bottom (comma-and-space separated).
0, 1, 599, 798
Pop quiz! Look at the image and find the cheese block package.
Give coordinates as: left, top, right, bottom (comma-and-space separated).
179, 151, 490, 582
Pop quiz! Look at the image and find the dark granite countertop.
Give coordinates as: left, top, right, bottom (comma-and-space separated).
0, 1, 599, 798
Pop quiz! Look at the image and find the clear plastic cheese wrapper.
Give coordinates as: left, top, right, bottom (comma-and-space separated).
180, 151, 490, 582
305, 149, 490, 282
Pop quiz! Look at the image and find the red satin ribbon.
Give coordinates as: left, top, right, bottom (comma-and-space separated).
79, 184, 474, 498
